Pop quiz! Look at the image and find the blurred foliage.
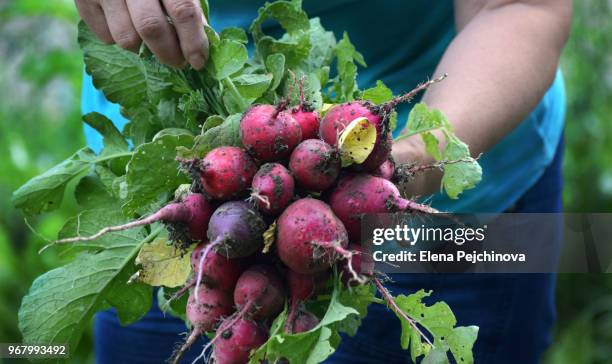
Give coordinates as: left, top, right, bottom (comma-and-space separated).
0, 0, 609, 363
0, 1, 92, 363
545, 1, 612, 363
562, 0, 612, 212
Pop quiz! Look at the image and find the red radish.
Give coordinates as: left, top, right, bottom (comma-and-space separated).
200, 146, 258, 200
276, 198, 349, 274
292, 107, 320, 140
289, 308, 320, 334
51, 193, 214, 245
287, 270, 327, 303
191, 242, 244, 292
290, 74, 320, 140
289, 139, 340, 191
207, 201, 267, 259
213, 318, 268, 364
198, 265, 284, 359
170, 287, 233, 364
250, 163, 295, 215
320, 102, 383, 147
240, 104, 302, 162
285, 270, 328, 332
320, 75, 446, 171
233, 265, 285, 320
372, 157, 396, 181
357, 132, 393, 172
328, 174, 438, 242
341, 244, 374, 286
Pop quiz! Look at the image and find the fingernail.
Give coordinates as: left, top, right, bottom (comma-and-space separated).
189, 52, 207, 70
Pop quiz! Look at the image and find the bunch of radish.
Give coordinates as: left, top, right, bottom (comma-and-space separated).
55, 77, 447, 364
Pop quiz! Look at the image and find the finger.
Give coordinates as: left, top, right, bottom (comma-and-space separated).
75, 0, 113, 44
100, 0, 141, 52
126, 0, 185, 68
161, 0, 208, 70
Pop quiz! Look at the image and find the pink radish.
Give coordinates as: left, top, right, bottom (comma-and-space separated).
320, 75, 446, 171
250, 163, 295, 215
51, 193, 214, 245
240, 104, 302, 162
170, 287, 233, 364
191, 242, 244, 293
289, 139, 340, 192
328, 174, 438, 242
213, 318, 268, 364
276, 198, 350, 274
372, 157, 396, 180
233, 264, 286, 320
200, 146, 258, 200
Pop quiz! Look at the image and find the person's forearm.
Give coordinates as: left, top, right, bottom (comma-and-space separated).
393, 0, 571, 196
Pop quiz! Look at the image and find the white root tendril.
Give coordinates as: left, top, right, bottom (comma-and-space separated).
312, 241, 368, 285
249, 191, 271, 210
161, 281, 195, 312
195, 241, 220, 304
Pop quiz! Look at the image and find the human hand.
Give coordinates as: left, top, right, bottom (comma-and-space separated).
392, 134, 442, 198
75, 0, 209, 69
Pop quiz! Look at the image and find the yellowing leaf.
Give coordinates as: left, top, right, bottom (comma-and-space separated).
337, 117, 376, 167
319, 103, 336, 116
262, 220, 277, 254
133, 237, 194, 288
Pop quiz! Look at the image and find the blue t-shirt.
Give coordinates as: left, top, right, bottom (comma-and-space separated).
82, 0, 565, 213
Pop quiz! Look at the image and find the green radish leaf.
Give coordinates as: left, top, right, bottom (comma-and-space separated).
220, 27, 248, 44
266, 53, 286, 91
334, 32, 366, 102
204, 25, 220, 47
223, 88, 249, 114
336, 32, 366, 68
207, 39, 248, 80
250, 275, 374, 364
123, 133, 193, 215
257, 35, 311, 69
200, 0, 209, 21
285, 70, 323, 109
79, 22, 188, 108
401, 103, 450, 138
178, 90, 210, 128
422, 347, 450, 364
398, 103, 481, 198
302, 18, 336, 72
202, 115, 225, 132
18, 209, 157, 351
83, 112, 129, 156
190, 113, 243, 157
422, 132, 443, 161
74, 173, 116, 210
121, 105, 163, 146
152, 128, 193, 140
392, 290, 478, 364
441, 136, 482, 199
12, 148, 131, 215
250, 0, 310, 42
233, 73, 274, 99
250, 0, 311, 68
335, 284, 376, 336
446, 326, 479, 364
95, 165, 122, 199
361, 80, 394, 105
